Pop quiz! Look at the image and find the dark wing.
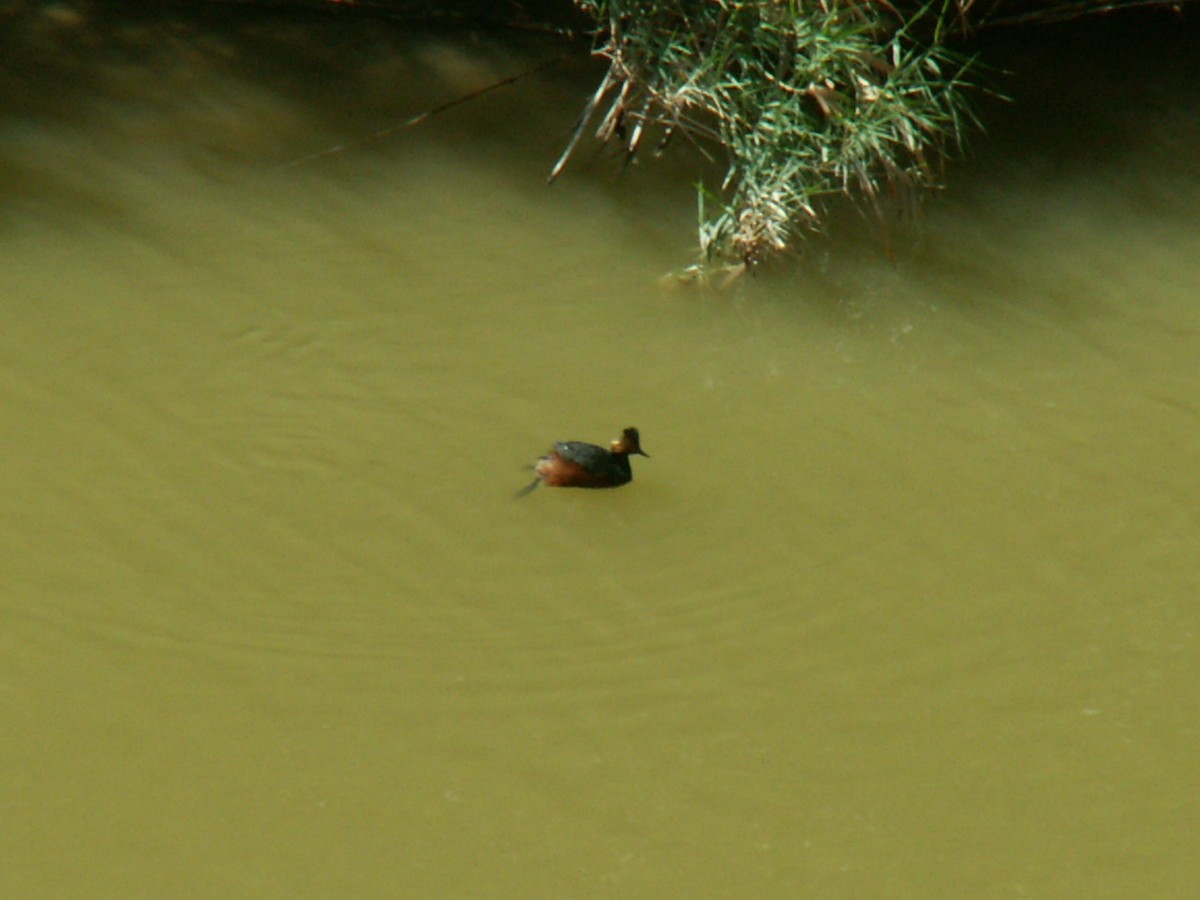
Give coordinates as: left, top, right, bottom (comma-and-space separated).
552, 441, 610, 476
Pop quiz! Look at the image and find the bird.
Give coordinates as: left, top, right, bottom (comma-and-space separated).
518, 427, 648, 496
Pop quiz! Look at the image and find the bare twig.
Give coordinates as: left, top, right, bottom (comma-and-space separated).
281, 53, 566, 169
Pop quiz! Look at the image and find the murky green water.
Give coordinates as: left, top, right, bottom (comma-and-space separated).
3, 6, 1198, 897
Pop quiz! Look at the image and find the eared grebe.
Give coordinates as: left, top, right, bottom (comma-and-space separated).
518, 427, 648, 496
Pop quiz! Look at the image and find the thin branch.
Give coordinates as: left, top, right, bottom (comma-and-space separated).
281, 53, 566, 170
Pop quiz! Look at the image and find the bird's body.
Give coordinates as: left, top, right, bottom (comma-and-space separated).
519, 427, 648, 495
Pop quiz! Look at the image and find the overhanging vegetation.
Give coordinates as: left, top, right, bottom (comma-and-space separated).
555, 0, 1193, 274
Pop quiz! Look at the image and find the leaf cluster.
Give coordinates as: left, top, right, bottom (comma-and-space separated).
567, 0, 978, 269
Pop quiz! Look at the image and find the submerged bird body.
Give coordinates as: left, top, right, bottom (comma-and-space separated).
520, 427, 648, 495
